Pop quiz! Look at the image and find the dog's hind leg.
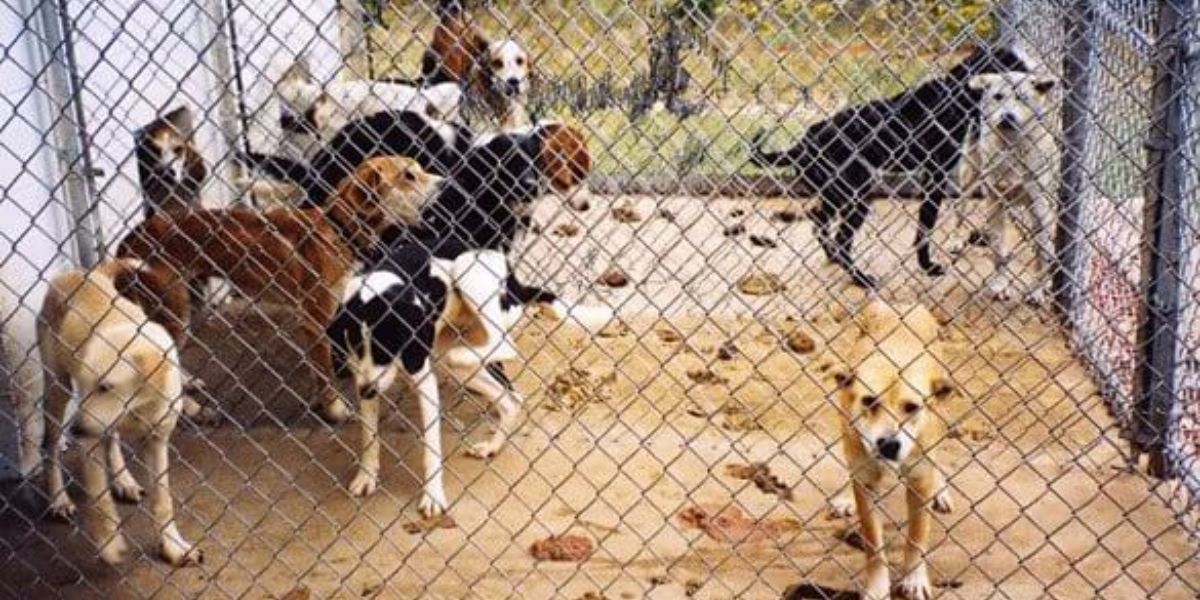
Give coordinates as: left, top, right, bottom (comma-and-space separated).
451, 361, 522, 460
915, 177, 951, 278
42, 366, 76, 520
809, 197, 838, 264
106, 432, 143, 503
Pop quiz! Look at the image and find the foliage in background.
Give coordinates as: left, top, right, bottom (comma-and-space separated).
367, 0, 999, 177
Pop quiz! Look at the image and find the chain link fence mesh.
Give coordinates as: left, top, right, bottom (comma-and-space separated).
1, 0, 1200, 598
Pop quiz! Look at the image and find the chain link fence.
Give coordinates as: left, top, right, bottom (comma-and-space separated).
2, 0, 1200, 598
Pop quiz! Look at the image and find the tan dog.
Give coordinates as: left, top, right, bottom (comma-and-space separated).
831, 300, 954, 600
37, 260, 200, 565
119, 156, 441, 422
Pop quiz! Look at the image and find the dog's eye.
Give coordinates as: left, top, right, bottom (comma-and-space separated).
404, 170, 416, 182
992, 92, 1004, 101
492, 59, 502, 69
862, 395, 879, 409
95, 382, 114, 394
903, 402, 921, 415
516, 57, 525, 66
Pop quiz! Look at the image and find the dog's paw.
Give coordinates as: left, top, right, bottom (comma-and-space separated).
321, 396, 353, 424
465, 438, 503, 460
895, 564, 932, 600
827, 494, 855, 519
863, 567, 891, 600
1026, 285, 1051, 308
923, 262, 946, 277
47, 495, 77, 521
933, 488, 954, 514
161, 535, 203, 566
419, 492, 448, 520
348, 471, 379, 497
111, 475, 144, 504
98, 534, 130, 565
985, 280, 1013, 302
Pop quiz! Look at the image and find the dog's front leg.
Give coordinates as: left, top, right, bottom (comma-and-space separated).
303, 296, 351, 423
414, 363, 448, 518
348, 382, 382, 497
915, 182, 948, 277
985, 200, 1015, 301
146, 431, 201, 565
852, 476, 890, 600
106, 432, 143, 503
1027, 189, 1057, 306
896, 475, 935, 600
78, 434, 127, 564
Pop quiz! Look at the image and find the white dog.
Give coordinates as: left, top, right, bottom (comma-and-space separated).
956, 71, 1060, 305
274, 59, 463, 159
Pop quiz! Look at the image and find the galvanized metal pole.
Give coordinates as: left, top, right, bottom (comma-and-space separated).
199, 0, 248, 206
33, 0, 103, 267
1054, 0, 1097, 322
1134, 0, 1194, 479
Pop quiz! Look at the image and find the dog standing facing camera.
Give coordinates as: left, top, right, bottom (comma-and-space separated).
37, 260, 200, 566
831, 300, 954, 600
957, 72, 1060, 305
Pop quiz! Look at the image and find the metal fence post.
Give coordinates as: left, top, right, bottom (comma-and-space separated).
1135, 0, 1194, 479
33, 0, 103, 267
1054, 0, 1097, 321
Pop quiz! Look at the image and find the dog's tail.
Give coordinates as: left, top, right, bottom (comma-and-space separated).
747, 128, 811, 170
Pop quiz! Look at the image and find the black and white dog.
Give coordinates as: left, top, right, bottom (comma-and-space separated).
242, 109, 474, 205
328, 241, 539, 515
750, 45, 1030, 288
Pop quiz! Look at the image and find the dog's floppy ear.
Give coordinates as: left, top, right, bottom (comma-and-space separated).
1032, 75, 1058, 95
537, 123, 591, 192
930, 374, 954, 401
162, 106, 194, 137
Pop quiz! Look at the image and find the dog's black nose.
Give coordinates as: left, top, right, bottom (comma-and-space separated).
505, 78, 522, 95
358, 384, 378, 399
998, 113, 1020, 131
876, 437, 901, 461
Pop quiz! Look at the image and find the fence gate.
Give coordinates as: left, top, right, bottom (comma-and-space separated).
1, 0, 1198, 598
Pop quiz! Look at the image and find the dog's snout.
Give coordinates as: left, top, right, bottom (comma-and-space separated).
504, 78, 522, 95
358, 384, 379, 399
998, 112, 1020, 131
876, 436, 901, 461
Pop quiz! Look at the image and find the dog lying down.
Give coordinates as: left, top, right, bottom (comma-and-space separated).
329, 240, 612, 517
831, 300, 954, 600
37, 260, 200, 565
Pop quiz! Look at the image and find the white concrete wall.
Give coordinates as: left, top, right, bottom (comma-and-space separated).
0, 1, 74, 477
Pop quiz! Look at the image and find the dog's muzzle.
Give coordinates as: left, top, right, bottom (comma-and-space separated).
875, 436, 902, 461
997, 113, 1021, 133
503, 78, 523, 97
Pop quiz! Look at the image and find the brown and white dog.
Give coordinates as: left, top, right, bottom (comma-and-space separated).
418, 0, 534, 130
118, 156, 442, 423
37, 260, 200, 565
831, 300, 954, 600
135, 106, 207, 217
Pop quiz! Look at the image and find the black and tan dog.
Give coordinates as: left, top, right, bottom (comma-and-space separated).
750, 45, 1030, 288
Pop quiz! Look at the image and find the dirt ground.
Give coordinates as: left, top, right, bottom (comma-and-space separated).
2, 194, 1198, 599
